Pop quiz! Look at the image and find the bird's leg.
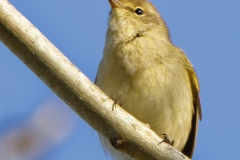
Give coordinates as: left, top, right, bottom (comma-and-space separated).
159, 133, 174, 146
110, 135, 128, 149
111, 96, 122, 111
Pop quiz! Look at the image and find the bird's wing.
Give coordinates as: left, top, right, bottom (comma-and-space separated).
182, 58, 202, 158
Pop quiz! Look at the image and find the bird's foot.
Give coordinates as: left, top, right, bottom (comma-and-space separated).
111, 96, 122, 111
110, 136, 127, 149
159, 133, 174, 146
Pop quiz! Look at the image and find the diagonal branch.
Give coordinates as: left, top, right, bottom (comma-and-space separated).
0, 1, 190, 159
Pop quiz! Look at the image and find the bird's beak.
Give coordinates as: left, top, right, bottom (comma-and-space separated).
108, 0, 121, 8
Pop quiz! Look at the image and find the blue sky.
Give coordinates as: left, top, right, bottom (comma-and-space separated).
0, 0, 240, 159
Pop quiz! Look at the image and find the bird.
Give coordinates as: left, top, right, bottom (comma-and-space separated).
95, 0, 202, 159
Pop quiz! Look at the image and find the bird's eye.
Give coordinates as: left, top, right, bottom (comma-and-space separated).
135, 8, 144, 15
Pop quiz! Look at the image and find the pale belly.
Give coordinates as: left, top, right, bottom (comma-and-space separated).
96, 62, 193, 152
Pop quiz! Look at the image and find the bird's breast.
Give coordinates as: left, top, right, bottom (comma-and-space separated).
96, 52, 193, 151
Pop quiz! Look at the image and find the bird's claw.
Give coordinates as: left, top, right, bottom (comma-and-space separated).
159, 133, 174, 146
111, 96, 122, 111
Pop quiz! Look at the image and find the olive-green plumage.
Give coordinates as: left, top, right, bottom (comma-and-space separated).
96, 0, 202, 159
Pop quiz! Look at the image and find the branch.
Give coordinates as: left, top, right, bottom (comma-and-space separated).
0, 1, 190, 159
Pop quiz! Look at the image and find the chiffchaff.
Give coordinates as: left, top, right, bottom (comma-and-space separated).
95, 0, 202, 159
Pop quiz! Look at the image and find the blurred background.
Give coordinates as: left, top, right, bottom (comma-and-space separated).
0, 0, 240, 159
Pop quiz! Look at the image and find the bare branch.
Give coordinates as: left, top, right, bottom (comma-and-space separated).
0, 1, 190, 160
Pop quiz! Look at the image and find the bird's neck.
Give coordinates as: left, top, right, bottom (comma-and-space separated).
103, 28, 173, 75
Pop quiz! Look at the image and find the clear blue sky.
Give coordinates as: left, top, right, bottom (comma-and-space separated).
0, 0, 240, 159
